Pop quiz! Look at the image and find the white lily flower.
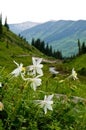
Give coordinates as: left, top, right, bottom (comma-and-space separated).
67, 68, 78, 80
28, 57, 43, 75
49, 67, 59, 74
30, 77, 42, 91
72, 68, 78, 80
21, 74, 42, 91
37, 94, 54, 114
11, 61, 25, 77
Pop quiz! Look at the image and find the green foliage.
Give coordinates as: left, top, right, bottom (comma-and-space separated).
0, 56, 86, 129
0, 26, 46, 72
64, 53, 86, 75
78, 67, 86, 76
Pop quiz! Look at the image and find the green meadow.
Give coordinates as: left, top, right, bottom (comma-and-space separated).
0, 26, 86, 130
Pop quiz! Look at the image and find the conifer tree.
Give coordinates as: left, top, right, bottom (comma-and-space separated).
81, 42, 86, 54
45, 43, 49, 55
4, 16, 9, 30
31, 38, 63, 59
77, 39, 81, 55
40, 41, 45, 53
31, 38, 35, 46
49, 45, 52, 56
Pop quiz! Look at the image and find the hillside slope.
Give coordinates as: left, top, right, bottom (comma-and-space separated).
64, 54, 86, 77
0, 26, 44, 72
20, 20, 86, 57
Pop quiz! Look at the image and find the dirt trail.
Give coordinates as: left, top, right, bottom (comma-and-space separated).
17, 54, 62, 64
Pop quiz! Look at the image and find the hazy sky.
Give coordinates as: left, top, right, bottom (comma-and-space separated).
0, 0, 86, 24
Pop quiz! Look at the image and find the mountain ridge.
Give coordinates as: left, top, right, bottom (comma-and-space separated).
9, 20, 86, 57
9, 21, 40, 34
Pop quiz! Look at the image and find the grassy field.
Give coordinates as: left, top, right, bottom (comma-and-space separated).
0, 55, 86, 129
0, 26, 86, 129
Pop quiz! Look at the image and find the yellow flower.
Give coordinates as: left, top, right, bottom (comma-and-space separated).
0, 102, 4, 111
22, 67, 26, 72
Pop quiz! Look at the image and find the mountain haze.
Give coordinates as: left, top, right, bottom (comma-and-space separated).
19, 20, 86, 57
9, 21, 40, 35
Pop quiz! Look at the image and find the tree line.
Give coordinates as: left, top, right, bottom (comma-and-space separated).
31, 38, 63, 59
0, 13, 9, 38
77, 39, 86, 56
31, 38, 86, 60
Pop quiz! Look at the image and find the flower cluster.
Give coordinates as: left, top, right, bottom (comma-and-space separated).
10, 57, 54, 114
0, 57, 79, 115
11, 57, 43, 91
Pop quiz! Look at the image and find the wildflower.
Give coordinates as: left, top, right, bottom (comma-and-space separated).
11, 61, 25, 77
21, 74, 42, 91
67, 68, 78, 80
28, 57, 43, 76
49, 67, 59, 74
0, 102, 4, 111
36, 95, 54, 114
30, 77, 42, 91
72, 68, 78, 80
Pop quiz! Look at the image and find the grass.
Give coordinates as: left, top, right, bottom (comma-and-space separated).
0, 26, 46, 72
0, 26, 86, 129
64, 54, 86, 71
0, 57, 86, 129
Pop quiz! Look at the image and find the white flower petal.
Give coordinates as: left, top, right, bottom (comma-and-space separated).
37, 68, 43, 75
46, 94, 54, 101
44, 105, 47, 114
46, 104, 53, 111
11, 68, 20, 76
38, 95, 54, 114
31, 82, 36, 91
30, 77, 42, 91
32, 57, 37, 65
0, 82, 2, 87
36, 58, 43, 65
11, 61, 24, 77
29, 57, 43, 75
44, 95, 47, 101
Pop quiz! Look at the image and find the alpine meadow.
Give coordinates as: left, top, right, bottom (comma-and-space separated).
0, 14, 86, 130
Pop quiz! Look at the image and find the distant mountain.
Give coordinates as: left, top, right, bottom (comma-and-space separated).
19, 20, 86, 57
9, 21, 40, 35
